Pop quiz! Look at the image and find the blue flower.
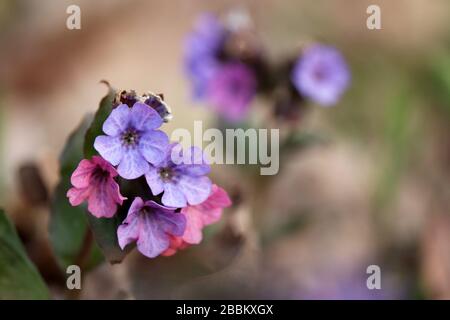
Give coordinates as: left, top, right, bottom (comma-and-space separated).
94, 102, 169, 179
292, 45, 350, 106
145, 144, 212, 208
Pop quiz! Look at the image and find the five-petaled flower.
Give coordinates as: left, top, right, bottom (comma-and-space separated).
145, 144, 212, 208
117, 197, 186, 258
162, 184, 232, 256
94, 102, 169, 180
291, 44, 350, 106
67, 156, 126, 218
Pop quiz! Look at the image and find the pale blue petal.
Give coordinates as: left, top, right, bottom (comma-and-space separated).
144, 166, 164, 195
103, 104, 131, 136
117, 148, 149, 179
94, 135, 123, 166
130, 102, 163, 131
139, 130, 169, 165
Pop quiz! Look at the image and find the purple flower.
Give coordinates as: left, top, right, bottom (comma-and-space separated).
94, 102, 169, 180
184, 13, 226, 98
117, 197, 186, 258
207, 62, 257, 121
145, 144, 212, 208
291, 45, 350, 106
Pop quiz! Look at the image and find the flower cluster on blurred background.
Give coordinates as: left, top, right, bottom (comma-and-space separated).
66, 92, 231, 260
184, 12, 350, 122
0, 0, 449, 300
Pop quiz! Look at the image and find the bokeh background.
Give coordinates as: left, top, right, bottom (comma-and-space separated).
0, 0, 449, 299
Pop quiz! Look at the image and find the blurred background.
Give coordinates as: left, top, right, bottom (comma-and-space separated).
0, 0, 449, 299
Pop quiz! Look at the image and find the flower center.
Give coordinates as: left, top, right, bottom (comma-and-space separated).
158, 167, 175, 182
91, 167, 109, 183
122, 129, 140, 147
313, 66, 327, 82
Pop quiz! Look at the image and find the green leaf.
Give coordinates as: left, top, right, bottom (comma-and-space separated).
84, 85, 116, 158
49, 115, 103, 270
0, 209, 50, 299
82, 86, 129, 264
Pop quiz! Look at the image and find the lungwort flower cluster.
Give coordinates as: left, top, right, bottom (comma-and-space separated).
67, 91, 231, 259
184, 12, 350, 122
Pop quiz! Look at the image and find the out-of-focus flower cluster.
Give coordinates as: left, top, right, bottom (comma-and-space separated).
184, 12, 351, 122
67, 91, 231, 259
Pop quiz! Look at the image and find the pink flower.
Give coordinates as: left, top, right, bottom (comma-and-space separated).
67, 156, 126, 218
162, 184, 232, 256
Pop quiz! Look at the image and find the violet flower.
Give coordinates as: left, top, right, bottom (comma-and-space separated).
94, 102, 169, 180
117, 197, 186, 258
67, 156, 126, 218
145, 144, 212, 208
207, 62, 257, 121
184, 13, 226, 98
291, 45, 350, 106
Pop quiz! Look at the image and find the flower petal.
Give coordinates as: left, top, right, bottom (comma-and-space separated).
176, 146, 210, 176
161, 183, 187, 208
136, 213, 170, 258
144, 165, 164, 195
103, 104, 131, 136
94, 135, 123, 166
198, 184, 231, 225
117, 148, 149, 179
155, 210, 186, 237
139, 130, 169, 165
161, 236, 186, 256
67, 186, 90, 206
107, 177, 126, 205
92, 155, 119, 177
87, 179, 119, 218
70, 159, 96, 188
117, 200, 142, 250
130, 102, 163, 131
180, 207, 203, 244
178, 175, 212, 205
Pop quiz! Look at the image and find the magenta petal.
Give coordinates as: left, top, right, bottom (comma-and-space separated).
145, 166, 164, 195
117, 148, 149, 179
139, 130, 169, 165
107, 178, 127, 205
161, 183, 187, 207
67, 186, 90, 206
180, 207, 203, 244
103, 104, 131, 136
70, 159, 96, 188
207, 185, 232, 208
87, 180, 118, 218
130, 102, 163, 131
94, 135, 123, 166
178, 175, 212, 205
136, 213, 171, 258
200, 185, 231, 225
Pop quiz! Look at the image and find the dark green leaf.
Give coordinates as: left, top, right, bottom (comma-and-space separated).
84, 85, 116, 158
49, 115, 103, 270
0, 209, 49, 299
